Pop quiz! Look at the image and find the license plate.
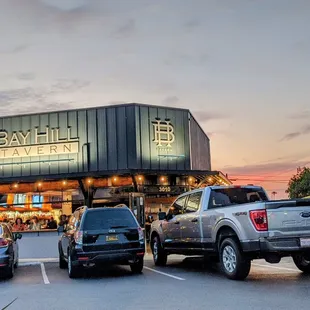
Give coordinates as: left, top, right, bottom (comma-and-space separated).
300, 238, 310, 248
106, 235, 118, 242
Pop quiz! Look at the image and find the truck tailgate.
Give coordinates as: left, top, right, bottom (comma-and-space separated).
266, 199, 310, 238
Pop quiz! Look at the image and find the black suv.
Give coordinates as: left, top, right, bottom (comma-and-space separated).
58, 206, 145, 278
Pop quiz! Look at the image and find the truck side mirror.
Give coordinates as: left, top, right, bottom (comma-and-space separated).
158, 212, 166, 220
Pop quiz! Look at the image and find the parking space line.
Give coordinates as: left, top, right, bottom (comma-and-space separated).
40, 263, 50, 284
252, 263, 299, 272
144, 266, 185, 280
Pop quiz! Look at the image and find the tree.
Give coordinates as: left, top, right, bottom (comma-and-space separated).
286, 167, 310, 198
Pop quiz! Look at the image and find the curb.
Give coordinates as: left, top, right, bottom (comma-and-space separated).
19, 254, 154, 265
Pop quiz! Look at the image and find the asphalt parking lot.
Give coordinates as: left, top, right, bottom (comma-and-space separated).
1, 255, 310, 310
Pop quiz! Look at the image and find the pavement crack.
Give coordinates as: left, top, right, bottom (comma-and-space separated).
1, 297, 18, 310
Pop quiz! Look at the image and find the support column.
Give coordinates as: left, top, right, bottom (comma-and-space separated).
62, 192, 72, 215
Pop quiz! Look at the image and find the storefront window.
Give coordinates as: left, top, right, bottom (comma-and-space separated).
13, 194, 26, 207
32, 195, 43, 208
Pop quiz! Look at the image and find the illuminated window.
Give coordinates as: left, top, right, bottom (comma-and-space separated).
32, 195, 43, 208
13, 194, 26, 207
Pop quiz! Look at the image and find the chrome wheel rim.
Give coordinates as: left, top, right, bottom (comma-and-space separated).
222, 245, 237, 273
301, 256, 310, 266
153, 240, 158, 261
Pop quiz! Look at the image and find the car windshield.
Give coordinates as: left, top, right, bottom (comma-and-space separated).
209, 188, 269, 208
83, 209, 138, 230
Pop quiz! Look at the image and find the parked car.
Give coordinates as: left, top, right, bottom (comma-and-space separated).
150, 185, 310, 280
58, 206, 145, 278
0, 223, 22, 279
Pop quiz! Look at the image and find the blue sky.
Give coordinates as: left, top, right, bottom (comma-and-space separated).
0, 0, 309, 197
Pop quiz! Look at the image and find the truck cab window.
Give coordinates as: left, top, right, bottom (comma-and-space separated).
167, 196, 187, 219
185, 192, 202, 213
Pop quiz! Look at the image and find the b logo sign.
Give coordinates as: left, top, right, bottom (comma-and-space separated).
152, 118, 175, 147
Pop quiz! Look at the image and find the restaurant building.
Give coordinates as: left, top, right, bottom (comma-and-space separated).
0, 103, 231, 225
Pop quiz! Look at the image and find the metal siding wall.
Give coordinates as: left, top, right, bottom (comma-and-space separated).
189, 116, 211, 170
11, 116, 22, 177
87, 110, 98, 172
49, 113, 59, 175
2, 118, 12, 178
30, 114, 40, 176
135, 106, 190, 171
0, 104, 200, 181
68, 111, 79, 173
149, 107, 159, 170
97, 108, 108, 171
39, 114, 50, 176
139, 106, 151, 169
126, 106, 137, 169
58, 112, 69, 174
116, 107, 127, 170
77, 110, 88, 173
106, 108, 118, 170
21, 115, 31, 176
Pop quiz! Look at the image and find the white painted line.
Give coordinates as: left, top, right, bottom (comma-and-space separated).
252, 263, 299, 273
40, 263, 50, 284
144, 266, 185, 281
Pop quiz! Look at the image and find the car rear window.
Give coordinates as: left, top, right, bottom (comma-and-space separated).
209, 188, 268, 208
83, 209, 138, 230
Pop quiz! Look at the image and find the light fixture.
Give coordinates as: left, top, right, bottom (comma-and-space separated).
62, 180, 67, 186
188, 177, 193, 182
87, 178, 92, 184
138, 176, 143, 181
161, 176, 165, 182
13, 183, 18, 189
208, 177, 212, 182
37, 182, 42, 187
113, 177, 117, 182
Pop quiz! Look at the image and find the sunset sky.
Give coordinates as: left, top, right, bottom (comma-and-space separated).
0, 0, 309, 198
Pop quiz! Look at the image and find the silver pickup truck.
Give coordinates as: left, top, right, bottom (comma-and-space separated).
150, 185, 310, 280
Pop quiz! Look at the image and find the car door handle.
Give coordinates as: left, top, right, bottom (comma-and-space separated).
191, 218, 198, 222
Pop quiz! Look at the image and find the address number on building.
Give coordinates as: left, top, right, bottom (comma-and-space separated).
159, 186, 171, 192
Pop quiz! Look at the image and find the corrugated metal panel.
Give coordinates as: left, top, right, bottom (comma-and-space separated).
0, 104, 210, 181
106, 108, 118, 170
97, 108, 108, 171
135, 105, 190, 171
189, 114, 211, 170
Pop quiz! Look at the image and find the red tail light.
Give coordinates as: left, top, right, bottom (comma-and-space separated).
250, 210, 268, 231
0, 238, 8, 247
138, 227, 144, 241
74, 231, 83, 244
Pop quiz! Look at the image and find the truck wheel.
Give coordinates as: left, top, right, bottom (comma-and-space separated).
151, 235, 167, 266
292, 254, 310, 273
219, 238, 251, 280
59, 253, 67, 269
68, 251, 81, 279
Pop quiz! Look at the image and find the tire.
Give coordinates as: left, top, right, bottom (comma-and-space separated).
292, 254, 310, 273
130, 258, 144, 274
219, 238, 251, 280
68, 251, 81, 279
5, 258, 15, 279
151, 235, 167, 266
59, 252, 67, 269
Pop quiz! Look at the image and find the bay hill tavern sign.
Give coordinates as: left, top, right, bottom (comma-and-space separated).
0, 127, 79, 159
